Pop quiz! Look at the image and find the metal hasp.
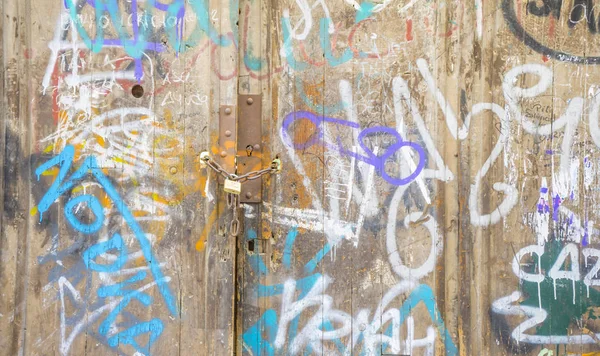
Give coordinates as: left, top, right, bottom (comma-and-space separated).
218, 105, 237, 184
237, 94, 262, 203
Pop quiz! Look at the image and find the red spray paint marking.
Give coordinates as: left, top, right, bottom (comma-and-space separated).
211, 33, 238, 81
548, 15, 556, 37
406, 19, 413, 41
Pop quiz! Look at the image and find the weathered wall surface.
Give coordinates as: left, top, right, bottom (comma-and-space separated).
2, 0, 600, 355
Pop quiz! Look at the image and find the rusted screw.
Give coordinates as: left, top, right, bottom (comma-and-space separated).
245, 192, 252, 199
220, 151, 227, 157
225, 130, 232, 137
170, 167, 178, 174
224, 107, 232, 115
253, 144, 261, 151
246, 97, 254, 105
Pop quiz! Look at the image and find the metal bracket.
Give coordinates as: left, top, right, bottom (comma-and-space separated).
218, 105, 236, 184
237, 94, 262, 203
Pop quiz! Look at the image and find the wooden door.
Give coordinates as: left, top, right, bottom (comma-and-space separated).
4, 0, 600, 355
1, 0, 240, 354
237, 0, 600, 355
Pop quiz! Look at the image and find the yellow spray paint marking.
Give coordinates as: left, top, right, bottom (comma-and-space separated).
94, 134, 106, 147
40, 167, 59, 176
99, 192, 111, 208
112, 156, 127, 164
30, 206, 38, 216
195, 236, 207, 252
195, 204, 223, 252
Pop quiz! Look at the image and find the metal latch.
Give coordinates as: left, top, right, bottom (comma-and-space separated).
199, 153, 281, 186
237, 94, 262, 203
217, 105, 236, 184
202, 95, 274, 237
199, 152, 281, 236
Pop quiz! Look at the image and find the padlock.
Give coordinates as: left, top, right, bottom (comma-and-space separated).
224, 179, 242, 195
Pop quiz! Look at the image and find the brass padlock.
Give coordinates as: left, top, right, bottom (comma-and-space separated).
224, 179, 242, 195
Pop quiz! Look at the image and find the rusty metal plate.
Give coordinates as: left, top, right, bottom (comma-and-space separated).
237, 95, 262, 154
237, 156, 262, 203
218, 105, 236, 183
238, 95, 262, 203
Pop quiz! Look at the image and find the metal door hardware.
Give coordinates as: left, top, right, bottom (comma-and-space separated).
209, 96, 271, 236
200, 153, 281, 184
227, 192, 240, 237
224, 179, 242, 195
199, 152, 281, 236
217, 105, 237, 184
237, 94, 262, 202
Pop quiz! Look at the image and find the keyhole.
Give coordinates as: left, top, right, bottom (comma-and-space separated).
131, 84, 144, 98
246, 145, 253, 157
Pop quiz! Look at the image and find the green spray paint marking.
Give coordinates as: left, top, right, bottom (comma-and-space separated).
520, 240, 600, 336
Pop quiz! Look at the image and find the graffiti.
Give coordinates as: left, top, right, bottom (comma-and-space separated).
281, 110, 426, 186
245, 278, 456, 355
503, 0, 600, 63
272, 51, 600, 353
63, 0, 232, 80
34, 145, 177, 354
280, 58, 529, 228
10, 0, 600, 352
493, 173, 600, 350
492, 240, 600, 345
280, 0, 410, 72
41, 108, 168, 176
242, 227, 456, 355
43, 0, 242, 95
523, 0, 600, 34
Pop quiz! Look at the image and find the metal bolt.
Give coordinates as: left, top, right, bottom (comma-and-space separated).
246, 97, 254, 105
253, 144, 261, 151
245, 192, 252, 199
225, 130, 232, 137
220, 151, 227, 157
170, 166, 178, 174
224, 107, 232, 115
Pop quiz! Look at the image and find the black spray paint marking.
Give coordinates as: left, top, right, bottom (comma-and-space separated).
502, 0, 600, 64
